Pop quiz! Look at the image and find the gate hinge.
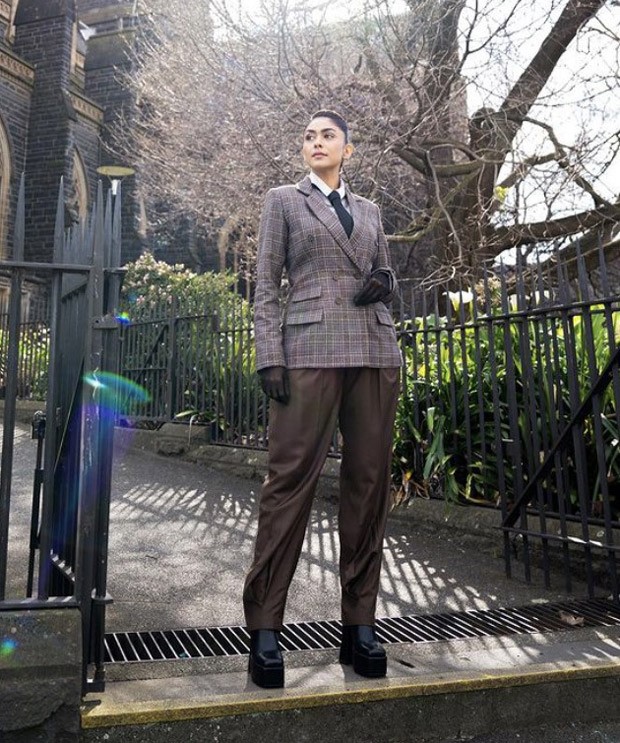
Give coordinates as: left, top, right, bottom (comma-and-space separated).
91, 591, 114, 606
92, 314, 121, 330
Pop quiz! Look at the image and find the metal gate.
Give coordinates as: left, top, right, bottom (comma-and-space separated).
0, 176, 123, 693
502, 342, 620, 595
499, 247, 620, 598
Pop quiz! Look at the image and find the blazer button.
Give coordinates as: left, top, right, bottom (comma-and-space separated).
335, 297, 342, 305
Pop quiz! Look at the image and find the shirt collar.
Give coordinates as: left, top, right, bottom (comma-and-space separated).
309, 171, 347, 200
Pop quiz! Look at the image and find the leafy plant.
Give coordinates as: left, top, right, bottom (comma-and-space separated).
393, 294, 620, 516
119, 252, 260, 443
0, 324, 49, 400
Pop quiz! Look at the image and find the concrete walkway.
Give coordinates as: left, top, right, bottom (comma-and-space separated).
5, 419, 596, 627
81, 626, 620, 742
6, 421, 620, 741
108, 429, 602, 632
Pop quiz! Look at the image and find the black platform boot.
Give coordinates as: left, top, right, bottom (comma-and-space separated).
248, 629, 284, 688
339, 625, 387, 678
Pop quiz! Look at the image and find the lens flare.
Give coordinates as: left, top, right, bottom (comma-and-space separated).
1, 637, 18, 657
115, 312, 131, 325
83, 371, 151, 414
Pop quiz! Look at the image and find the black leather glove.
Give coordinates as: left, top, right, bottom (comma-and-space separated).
353, 271, 391, 306
258, 366, 290, 404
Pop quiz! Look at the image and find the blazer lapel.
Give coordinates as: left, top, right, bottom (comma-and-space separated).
296, 176, 365, 273
346, 190, 369, 256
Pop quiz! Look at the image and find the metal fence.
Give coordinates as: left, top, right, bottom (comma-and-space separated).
396, 252, 619, 504
115, 240, 620, 598
0, 177, 124, 693
118, 296, 264, 446
0, 293, 50, 400
4, 238, 620, 598
396, 243, 620, 597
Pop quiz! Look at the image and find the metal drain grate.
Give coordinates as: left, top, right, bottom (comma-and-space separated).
104, 598, 620, 664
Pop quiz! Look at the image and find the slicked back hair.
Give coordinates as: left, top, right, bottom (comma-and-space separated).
309, 110, 349, 143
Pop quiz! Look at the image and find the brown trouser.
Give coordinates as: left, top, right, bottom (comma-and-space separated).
243, 367, 400, 631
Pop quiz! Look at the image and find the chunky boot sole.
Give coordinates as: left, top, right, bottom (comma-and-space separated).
339, 640, 353, 665
339, 628, 387, 678
248, 655, 284, 689
351, 651, 387, 678
340, 645, 387, 677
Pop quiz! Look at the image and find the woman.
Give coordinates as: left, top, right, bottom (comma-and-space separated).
243, 110, 402, 688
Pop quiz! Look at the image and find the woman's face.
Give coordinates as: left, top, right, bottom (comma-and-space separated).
302, 116, 353, 174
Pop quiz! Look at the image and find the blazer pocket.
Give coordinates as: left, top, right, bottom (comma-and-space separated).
375, 306, 395, 327
287, 285, 323, 325
290, 285, 322, 303
286, 308, 324, 325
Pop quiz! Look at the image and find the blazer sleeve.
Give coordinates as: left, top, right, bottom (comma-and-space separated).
254, 188, 288, 370
370, 204, 398, 304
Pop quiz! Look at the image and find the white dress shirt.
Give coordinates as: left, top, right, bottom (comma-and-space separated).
309, 171, 351, 214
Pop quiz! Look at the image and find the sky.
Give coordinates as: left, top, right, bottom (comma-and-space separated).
455, 0, 619, 259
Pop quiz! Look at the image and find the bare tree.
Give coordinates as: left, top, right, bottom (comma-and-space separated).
125, 0, 619, 284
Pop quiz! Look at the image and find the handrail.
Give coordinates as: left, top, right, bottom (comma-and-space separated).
503, 344, 620, 529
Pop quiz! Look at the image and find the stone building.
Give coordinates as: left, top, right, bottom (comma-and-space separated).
0, 0, 142, 270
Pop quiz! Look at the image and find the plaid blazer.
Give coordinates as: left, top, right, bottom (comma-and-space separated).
254, 175, 402, 370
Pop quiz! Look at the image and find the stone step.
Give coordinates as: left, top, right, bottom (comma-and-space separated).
81, 625, 620, 742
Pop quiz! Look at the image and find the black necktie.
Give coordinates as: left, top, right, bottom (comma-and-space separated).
328, 191, 354, 238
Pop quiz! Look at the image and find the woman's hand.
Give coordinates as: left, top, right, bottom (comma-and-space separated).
353, 271, 391, 306
258, 366, 290, 404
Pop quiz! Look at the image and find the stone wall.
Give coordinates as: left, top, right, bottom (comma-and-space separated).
72, 99, 105, 210
0, 45, 33, 253
0, 0, 141, 265
12, 0, 76, 262
79, 0, 133, 17
85, 29, 143, 263
0, 608, 82, 742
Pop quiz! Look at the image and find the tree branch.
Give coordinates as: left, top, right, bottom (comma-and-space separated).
499, 0, 607, 131
492, 201, 620, 249
521, 116, 613, 207
497, 152, 558, 190
391, 145, 485, 176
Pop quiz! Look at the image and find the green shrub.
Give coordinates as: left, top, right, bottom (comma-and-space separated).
393, 295, 620, 515
119, 252, 260, 441
0, 324, 49, 400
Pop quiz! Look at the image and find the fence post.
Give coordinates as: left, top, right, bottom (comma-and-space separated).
166, 295, 179, 419
37, 179, 66, 599
0, 173, 25, 599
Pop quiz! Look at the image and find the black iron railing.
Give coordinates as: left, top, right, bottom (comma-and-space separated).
395, 244, 620, 598
112, 240, 620, 599
3, 229, 620, 602
0, 176, 124, 694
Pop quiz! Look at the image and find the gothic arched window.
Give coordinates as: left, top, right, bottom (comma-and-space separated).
72, 149, 89, 223
0, 116, 12, 259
